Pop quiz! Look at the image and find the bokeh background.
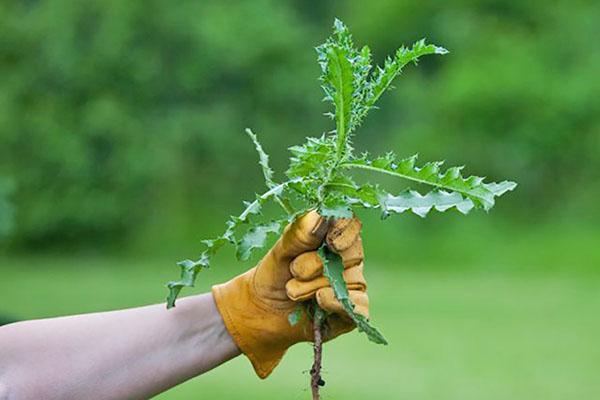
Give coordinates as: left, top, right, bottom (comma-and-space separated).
1, 1, 599, 399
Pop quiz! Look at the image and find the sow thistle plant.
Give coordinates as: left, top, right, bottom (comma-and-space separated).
166, 19, 516, 396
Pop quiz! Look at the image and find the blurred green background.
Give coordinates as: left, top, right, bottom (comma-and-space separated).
1, 0, 599, 399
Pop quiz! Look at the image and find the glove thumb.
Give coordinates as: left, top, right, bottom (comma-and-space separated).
253, 211, 328, 300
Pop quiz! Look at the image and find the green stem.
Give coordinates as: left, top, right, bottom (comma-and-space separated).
274, 196, 294, 216
325, 182, 356, 191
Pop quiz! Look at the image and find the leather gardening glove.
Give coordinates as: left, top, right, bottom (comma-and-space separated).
212, 211, 369, 378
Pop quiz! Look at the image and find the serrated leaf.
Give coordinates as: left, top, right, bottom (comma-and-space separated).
319, 193, 353, 219
484, 181, 518, 197
325, 45, 354, 158
245, 129, 295, 215
317, 20, 446, 137
246, 128, 275, 188
319, 204, 353, 219
380, 189, 474, 218
318, 245, 387, 345
341, 154, 516, 211
167, 180, 300, 307
336, 183, 478, 217
352, 39, 447, 128
287, 135, 336, 180
166, 254, 210, 308
236, 221, 281, 261
343, 183, 380, 208
368, 39, 448, 107
202, 237, 228, 255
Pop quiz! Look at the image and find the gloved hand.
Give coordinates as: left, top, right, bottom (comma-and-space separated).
211, 211, 369, 378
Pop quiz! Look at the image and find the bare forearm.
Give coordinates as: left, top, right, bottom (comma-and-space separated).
0, 293, 240, 400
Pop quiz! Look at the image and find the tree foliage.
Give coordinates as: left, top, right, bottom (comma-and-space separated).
0, 178, 14, 239
0, 1, 597, 248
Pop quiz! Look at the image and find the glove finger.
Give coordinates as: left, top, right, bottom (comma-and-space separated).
290, 236, 363, 282
286, 276, 328, 301
316, 287, 370, 319
337, 236, 364, 269
286, 264, 366, 301
343, 263, 367, 291
289, 251, 323, 281
326, 217, 362, 252
271, 210, 329, 262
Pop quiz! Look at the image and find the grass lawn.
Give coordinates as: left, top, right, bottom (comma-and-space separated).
1, 255, 599, 399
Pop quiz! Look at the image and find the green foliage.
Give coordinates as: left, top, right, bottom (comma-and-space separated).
340, 153, 517, 215
0, 0, 319, 246
365, 39, 448, 112
316, 20, 448, 160
246, 129, 275, 189
167, 19, 516, 345
236, 221, 281, 262
166, 180, 298, 307
1, 1, 598, 250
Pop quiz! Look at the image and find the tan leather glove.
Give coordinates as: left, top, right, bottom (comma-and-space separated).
212, 211, 369, 378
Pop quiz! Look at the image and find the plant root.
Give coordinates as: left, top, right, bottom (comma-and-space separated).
310, 316, 324, 400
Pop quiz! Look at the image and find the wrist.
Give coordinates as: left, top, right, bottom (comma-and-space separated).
167, 294, 240, 377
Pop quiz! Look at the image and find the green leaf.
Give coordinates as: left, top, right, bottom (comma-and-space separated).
246, 128, 274, 188
366, 39, 448, 111
166, 254, 210, 308
319, 204, 353, 219
326, 45, 354, 159
326, 182, 480, 218
202, 237, 228, 255
379, 189, 474, 218
246, 128, 294, 215
341, 154, 517, 211
286, 135, 337, 205
317, 20, 447, 137
166, 180, 300, 308
287, 135, 336, 180
237, 181, 292, 221
317, 19, 361, 158
236, 221, 281, 261
319, 192, 353, 219
318, 245, 388, 345
484, 181, 518, 197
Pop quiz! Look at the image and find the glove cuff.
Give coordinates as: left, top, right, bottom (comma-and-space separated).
212, 271, 302, 378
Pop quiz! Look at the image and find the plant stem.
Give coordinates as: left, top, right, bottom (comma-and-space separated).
310, 303, 326, 400
274, 196, 294, 215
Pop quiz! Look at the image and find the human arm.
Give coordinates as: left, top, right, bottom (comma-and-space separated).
0, 212, 369, 398
0, 294, 240, 400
